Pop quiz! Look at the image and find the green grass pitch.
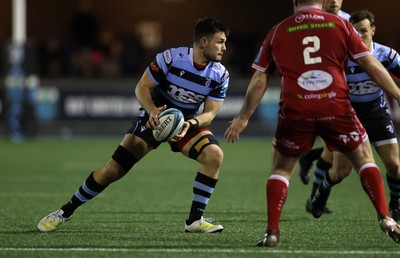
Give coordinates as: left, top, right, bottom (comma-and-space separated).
1, 137, 399, 258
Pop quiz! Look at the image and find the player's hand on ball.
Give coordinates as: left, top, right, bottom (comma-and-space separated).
146, 105, 167, 129
169, 121, 190, 142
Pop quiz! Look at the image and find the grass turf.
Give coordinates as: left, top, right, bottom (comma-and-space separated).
0, 137, 399, 257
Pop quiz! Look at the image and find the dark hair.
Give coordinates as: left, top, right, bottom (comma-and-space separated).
350, 10, 376, 27
193, 17, 230, 42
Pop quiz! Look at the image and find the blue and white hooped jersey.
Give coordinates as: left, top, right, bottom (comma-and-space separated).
146, 46, 229, 119
347, 42, 400, 103
338, 10, 350, 21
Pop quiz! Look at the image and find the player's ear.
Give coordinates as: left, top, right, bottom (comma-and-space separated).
200, 36, 208, 48
371, 26, 376, 37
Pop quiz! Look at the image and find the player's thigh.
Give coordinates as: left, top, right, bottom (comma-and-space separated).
120, 133, 153, 160
321, 145, 333, 163
343, 139, 375, 172
271, 149, 298, 179
375, 143, 400, 177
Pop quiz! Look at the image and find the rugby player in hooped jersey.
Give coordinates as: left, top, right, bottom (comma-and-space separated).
37, 17, 230, 233
225, 0, 400, 247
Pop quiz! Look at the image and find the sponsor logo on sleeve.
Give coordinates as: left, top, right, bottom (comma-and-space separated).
163, 50, 172, 65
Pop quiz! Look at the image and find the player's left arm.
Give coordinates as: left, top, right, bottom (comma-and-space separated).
196, 99, 224, 127
173, 99, 223, 140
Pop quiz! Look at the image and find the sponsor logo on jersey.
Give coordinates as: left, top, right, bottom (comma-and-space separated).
297, 91, 337, 100
163, 50, 172, 64
167, 85, 205, 103
295, 14, 325, 23
287, 22, 334, 32
297, 70, 333, 91
348, 80, 379, 95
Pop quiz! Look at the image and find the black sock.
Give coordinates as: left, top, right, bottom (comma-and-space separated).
310, 158, 332, 199
61, 172, 108, 218
187, 172, 218, 225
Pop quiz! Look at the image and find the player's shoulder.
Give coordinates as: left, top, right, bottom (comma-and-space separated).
373, 42, 399, 62
210, 61, 227, 73
210, 62, 229, 84
338, 10, 351, 21
160, 46, 190, 65
373, 42, 396, 55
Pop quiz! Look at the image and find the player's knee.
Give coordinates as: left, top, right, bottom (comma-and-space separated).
188, 134, 222, 166
112, 145, 138, 172
386, 162, 400, 179
204, 145, 224, 168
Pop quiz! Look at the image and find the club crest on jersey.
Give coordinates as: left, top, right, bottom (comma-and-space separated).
212, 63, 221, 70
297, 70, 333, 91
205, 78, 211, 87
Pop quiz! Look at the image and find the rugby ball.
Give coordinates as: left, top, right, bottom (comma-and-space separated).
152, 108, 185, 142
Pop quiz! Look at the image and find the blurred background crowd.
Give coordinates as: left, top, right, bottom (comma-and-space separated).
0, 0, 399, 140
0, 0, 398, 79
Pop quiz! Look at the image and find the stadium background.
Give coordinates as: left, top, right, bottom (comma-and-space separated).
0, 0, 399, 139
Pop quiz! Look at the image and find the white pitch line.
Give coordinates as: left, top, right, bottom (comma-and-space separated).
0, 247, 399, 255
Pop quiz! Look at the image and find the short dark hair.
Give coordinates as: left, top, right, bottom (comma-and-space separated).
193, 17, 230, 42
350, 10, 376, 27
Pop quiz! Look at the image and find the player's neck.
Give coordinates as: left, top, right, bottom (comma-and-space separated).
192, 48, 209, 67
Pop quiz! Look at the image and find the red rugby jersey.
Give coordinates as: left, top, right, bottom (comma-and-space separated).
252, 5, 370, 119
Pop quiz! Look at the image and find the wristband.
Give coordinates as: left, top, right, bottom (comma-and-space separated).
187, 118, 200, 133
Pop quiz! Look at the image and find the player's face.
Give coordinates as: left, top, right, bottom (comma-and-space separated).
324, 0, 343, 15
352, 19, 375, 50
203, 32, 227, 62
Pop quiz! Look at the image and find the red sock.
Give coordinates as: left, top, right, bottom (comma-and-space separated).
359, 163, 390, 217
267, 175, 289, 236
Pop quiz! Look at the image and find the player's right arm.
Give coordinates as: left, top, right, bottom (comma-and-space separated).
357, 54, 400, 105
224, 70, 268, 143
135, 69, 166, 129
